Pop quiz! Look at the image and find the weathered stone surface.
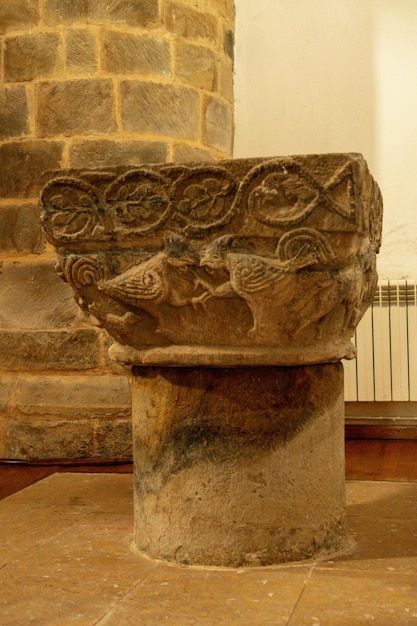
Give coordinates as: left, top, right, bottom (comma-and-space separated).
65, 29, 97, 74
43, 0, 87, 24
36, 80, 116, 137
95, 418, 132, 459
132, 364, 346, 566
0, 0, 40, 34
0, 376, 15, 413
0, 85, 30, 140
88, 0, 159, 27
219, 56, 234, 102
0, 140, 64, 198
5, 418, 95, 460
39, 154, 381, 366
102, 31, 171, 77
0, 204, 44, 253
4, 33, 63, 83
223, 28, 234, 60
0, 260, 81, 329
175, 41, 216, 90
163, 1, 218, 43
173, 144, 215, 163
69, 139, 167, 169
203, 95, 233, 153
120, 81, 200, 138
0, 329, 100, 371
14, 375, 130, 418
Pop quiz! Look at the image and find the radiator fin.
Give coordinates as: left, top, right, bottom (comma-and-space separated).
344, 281, 417, 401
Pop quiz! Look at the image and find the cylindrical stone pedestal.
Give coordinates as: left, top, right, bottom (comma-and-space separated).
132, 364, 346, 567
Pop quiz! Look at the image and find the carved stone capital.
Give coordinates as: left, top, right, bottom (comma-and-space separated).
39, 154, 382, 366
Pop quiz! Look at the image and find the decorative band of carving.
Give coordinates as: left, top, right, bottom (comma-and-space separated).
40, 155, 371, 245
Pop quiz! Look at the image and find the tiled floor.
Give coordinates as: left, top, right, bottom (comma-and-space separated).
1, 474, 416, 625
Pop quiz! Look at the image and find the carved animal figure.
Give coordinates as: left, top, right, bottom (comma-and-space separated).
97, 233, 205, 310
199, 234, 325, 336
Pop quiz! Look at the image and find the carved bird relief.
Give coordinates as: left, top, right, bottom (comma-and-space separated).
199, 231, 336, 337
97, 233, 204, 311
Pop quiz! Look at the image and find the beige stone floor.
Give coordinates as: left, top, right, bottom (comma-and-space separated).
0, 474, 416, 625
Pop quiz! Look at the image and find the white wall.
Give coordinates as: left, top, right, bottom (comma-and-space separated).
234, 0, 417, 280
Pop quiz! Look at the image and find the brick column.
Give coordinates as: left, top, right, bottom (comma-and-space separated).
0, 0, 235, 460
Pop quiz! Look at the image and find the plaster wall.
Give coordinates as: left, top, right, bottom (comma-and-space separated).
234, 0, 417, 280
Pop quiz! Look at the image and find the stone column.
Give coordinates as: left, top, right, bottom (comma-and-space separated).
39, 153, 382, 565
0, 0, 234, 460
132, 365, 346, 567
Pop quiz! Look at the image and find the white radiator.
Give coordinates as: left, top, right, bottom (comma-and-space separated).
344, 281, 417, 401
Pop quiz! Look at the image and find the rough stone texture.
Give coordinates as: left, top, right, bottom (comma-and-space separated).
102, 31, 171, 77
0, 140, 64, 198
4, 32, 63, 83
0, 204, 45, 253
65, 29, 97, 74
132, 364, 346, 567
0, 85, 30, 140
14, 375, 131, 418
88, 0, 160, 27
175, 41, 217, 90
0, 329, 101, 371
43, 0, 87, 24
172, 144, 215, 163
0, 376, 15, 412
0, 260, 81, 328
0, 0, 40, 34
36, 80, 117, 137
40, 154, 382, 367
219, 57, 234, 102
5, 418, 95, 460
69, 140, 168, 169
163, 1, 218, 44
203, 95, 233, 153
95, 418, 132, 458
120, 81, 200, 138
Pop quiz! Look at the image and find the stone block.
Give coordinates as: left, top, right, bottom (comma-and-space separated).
0, 140, 64, 199
0, 85, 30, 140
0, 259, 81, 329
36, 79, 117, 137
87, 0, 159, 27
173, 144, 215, 163
175, 41, 216, 90
4, 32, 63, 83
0, 0, 40, 34
5, 418, 95, 460
120, 81, 199, 139
65, 29, 97, 74
14, 374, 131, 419
69, 139, 167, 168
0, 375, 15, 413
95, 419, 132, 459
0, 203, 44, 254
202, 95, 233, 153
43, 0, 87, 24
163, 2, 217, 44
0, 329, 101, 371
219, 56, 233, 102
102, 31, 171, 77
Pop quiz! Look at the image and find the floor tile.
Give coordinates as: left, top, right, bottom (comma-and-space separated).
288, 567, 417, 625
96, 561, 312, 626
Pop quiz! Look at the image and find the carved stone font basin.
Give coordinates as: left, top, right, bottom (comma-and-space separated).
40, 154, 382, 367
40, 154, 382, 567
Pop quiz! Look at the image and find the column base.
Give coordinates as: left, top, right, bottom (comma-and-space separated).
132, 365, 346, 567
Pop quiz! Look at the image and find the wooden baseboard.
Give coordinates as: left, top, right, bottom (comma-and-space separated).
345, 419, 417, 440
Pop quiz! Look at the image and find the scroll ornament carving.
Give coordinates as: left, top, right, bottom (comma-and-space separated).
40, 154, 382, 366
